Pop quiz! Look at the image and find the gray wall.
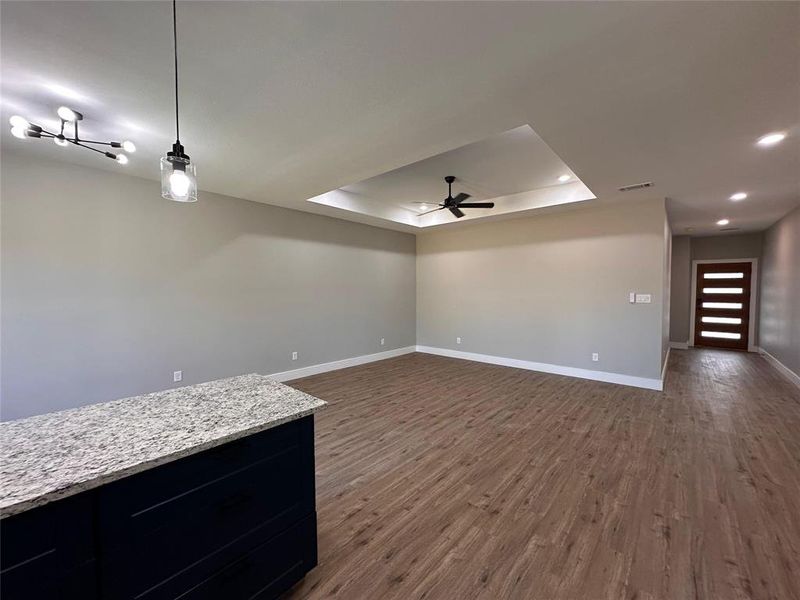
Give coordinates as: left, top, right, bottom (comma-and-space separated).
760, 206, 800, 377
691, 232, 763, 261
417, 198, 668, 380
661, 216, 672, 368
1, 153, 416, 420
669, 236, 691, 343
669, 232, 764, 345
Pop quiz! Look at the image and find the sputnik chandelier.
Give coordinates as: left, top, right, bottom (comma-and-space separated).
8, 108, 135, 164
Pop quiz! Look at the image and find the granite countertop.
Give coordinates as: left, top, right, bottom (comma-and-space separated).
0, 374, 326, 518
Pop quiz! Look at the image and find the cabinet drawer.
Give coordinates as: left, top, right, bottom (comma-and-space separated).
98, 418, 311, 544
0, 494, 97, 600
171, 514, 317, 600
0, 561, 98, 600
98, 417, 316, 598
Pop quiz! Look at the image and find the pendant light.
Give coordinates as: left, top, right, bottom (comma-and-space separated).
161, 0, 197, 202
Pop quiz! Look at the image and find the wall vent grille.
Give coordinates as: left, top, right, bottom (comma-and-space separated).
618, 181, 653, 192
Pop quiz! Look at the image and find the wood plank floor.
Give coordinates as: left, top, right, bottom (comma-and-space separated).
283, 349, 800, 600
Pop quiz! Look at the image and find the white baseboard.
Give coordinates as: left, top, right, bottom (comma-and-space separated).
759, 348, 800, 389
669, 341, 689, 350
415, 345, 663, 391
269, 346, 415, 382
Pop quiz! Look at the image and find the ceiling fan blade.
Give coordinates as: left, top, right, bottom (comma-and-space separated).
418, 206, 444, 216
449, 206, 465, 219
452, 192, 471, 205
457, 202, 494, 209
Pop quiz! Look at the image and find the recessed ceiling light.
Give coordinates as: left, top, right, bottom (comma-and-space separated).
756, 132, 786, 147
729, 192, 747, 201
419, 204, 428, 211
716, 219, 729, 226
558, 174, 571, 183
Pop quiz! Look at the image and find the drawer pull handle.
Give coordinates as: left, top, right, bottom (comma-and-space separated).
216, 492, 253, 514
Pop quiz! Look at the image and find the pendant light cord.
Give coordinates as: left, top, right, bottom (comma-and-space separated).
173, 0, 180, 143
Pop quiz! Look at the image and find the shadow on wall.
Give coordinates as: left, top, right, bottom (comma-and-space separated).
0, 153, 417, 421
416, 196, 667, 254
2, 152, 416, 292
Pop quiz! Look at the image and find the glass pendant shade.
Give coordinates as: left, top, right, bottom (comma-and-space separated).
160, 155, 197, 202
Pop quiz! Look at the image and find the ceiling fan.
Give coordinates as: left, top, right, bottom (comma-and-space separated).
416, 176, 495, 218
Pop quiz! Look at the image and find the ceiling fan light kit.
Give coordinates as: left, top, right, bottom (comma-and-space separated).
7, 108, 135, 165
418, 175, 496, 219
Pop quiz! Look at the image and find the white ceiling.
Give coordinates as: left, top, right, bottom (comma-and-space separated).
308, 125, 595, 229
1, 1, 798, 235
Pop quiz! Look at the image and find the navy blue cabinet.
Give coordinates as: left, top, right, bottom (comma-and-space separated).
0, 416, 318, 600
0, 493, 98, 600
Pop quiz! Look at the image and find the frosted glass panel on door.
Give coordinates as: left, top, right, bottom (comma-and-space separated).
701, 331, 741, 340
702, 302, 743, 309
703, 272, 744, 279
701, 316, 742, 324
702, 287, 744, 294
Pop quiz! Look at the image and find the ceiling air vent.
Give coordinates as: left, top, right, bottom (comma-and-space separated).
720, 227, 740, 232
618, 181, 653, 192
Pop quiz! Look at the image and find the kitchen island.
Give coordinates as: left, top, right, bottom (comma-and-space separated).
0, 374, 326, 599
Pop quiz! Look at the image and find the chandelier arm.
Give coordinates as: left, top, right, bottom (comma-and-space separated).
72, 141, 113, 157
34, 127, 57, 137
78, 140, 118, 147
24, 122, 52, 136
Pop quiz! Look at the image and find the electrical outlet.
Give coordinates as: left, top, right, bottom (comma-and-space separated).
456, 337, 462, 345
291, 351, 298, 361
635, 293, 652, 304
173, 370, 183, 382
380, 338, 385, 346
592, 353, 599, 362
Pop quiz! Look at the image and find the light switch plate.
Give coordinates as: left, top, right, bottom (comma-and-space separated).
629, 292, 636, 303
635, 294, 652, 304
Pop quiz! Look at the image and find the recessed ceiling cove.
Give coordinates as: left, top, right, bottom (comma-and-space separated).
307, 125, 595, 229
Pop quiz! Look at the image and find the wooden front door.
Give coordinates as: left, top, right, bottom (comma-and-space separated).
694, 262, 752, 350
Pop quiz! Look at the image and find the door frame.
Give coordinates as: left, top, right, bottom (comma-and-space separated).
689, 258, 758, 352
